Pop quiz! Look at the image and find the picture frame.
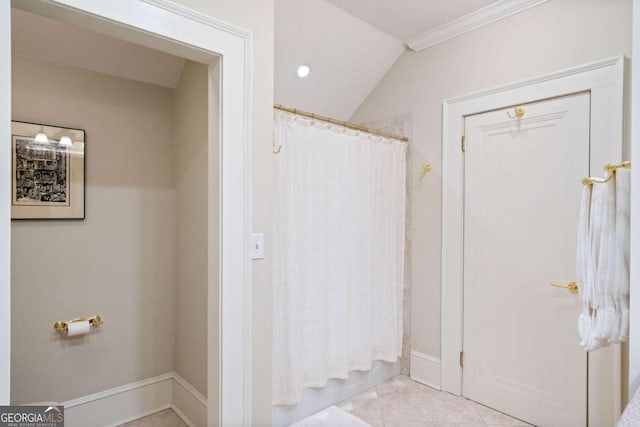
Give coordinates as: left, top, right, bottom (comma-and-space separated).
11, 121, 85, 219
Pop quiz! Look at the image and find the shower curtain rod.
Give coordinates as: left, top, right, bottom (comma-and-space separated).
582, 161, 631, 185
273, 104, 409, 142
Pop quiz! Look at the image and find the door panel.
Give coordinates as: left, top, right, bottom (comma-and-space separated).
463, 92, 590, 426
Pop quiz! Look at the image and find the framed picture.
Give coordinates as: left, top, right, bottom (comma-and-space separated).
11, 121, 85, 219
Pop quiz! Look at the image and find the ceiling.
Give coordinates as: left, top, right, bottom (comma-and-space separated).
275, 0, 531, 120
275, 0, 405, 120
13, 1, 537, 122
12, 9, 186, 88
326, 0, 496, 42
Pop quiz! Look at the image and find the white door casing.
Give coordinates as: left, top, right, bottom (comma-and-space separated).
463, 93, 590, 426
442, 56, 625, 426
0, 0, 11, 406
3, 1, 254, 425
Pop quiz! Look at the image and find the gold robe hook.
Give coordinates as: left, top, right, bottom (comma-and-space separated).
507, 107, 525, 119
420, 163, 432, 177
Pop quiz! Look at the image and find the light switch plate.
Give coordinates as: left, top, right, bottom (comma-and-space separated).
251, 233, 264, 259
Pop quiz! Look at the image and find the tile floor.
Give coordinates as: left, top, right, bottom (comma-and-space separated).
119, 408, 187, 427
120, 375, 530, 427
338, 375, 532, 427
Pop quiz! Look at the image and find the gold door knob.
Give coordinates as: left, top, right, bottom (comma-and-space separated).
550, 281, 579, 294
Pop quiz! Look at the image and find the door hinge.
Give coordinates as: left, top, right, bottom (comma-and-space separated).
459, 351, 464, 367
461, 135, 466, 152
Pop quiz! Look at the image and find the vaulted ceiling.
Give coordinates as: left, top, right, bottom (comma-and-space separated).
274, 0, 405, 120
275, 0, 548, 120
14, 1, 547, 122
326, 0, 495, 41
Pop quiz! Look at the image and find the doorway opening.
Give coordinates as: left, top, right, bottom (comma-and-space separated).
1, 1, 253, 425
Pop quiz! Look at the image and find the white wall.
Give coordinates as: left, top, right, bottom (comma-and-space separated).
629, 0, 640, 397
174, 60, 211, 399
11, 54, 176, 404
351, 0, 632, 360
168, 1, 275, 424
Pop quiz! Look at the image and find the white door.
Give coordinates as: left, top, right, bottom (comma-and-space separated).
463, 92, 590, 426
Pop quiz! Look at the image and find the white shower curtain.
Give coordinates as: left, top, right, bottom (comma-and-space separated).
272, 111, 406, 405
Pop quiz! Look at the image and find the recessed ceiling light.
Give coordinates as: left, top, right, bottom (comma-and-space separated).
297, 64, 310, 78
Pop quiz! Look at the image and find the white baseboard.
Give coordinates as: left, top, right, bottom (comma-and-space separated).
61, 372, 207, 427
410, 351, 441, 390
63, 373, 174, 427
172, 372, 207, 427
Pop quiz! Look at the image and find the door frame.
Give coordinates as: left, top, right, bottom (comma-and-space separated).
442, 56, 625, 426
1, 1, 254, 426
0, 0, 10, 408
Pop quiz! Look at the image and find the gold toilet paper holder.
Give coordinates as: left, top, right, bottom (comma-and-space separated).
54, 315, 103, 333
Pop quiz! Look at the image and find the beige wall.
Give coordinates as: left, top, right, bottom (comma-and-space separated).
170, 1, 275, 424
10, 0, 275, 421
351, 0, 633, 358
174, 60, 210, 398
11, 54, 176, 403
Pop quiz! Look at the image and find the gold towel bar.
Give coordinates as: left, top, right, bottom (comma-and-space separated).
582, 161, 631, 186
54, 315, 103, 333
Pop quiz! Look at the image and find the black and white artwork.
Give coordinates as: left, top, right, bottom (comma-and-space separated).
13, 137, 70, 206
11, 121, 85, 219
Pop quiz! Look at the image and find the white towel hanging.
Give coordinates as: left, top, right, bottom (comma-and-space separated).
577, 165, 631, 351
614, 168, 631, 342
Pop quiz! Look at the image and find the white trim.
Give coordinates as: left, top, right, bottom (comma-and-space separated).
64, 373, 174, 409
171, 404, 197, 427
442, 56, 625, 426
0, 0, 10, 406
173, 373, 208, 409
8, 1, 254, 425
630, 0, 640, 397
409, 351, 441, 391
61, 372, 208, 427
141, 0, 250, 38
62, 373, 173, 427
405, 0, 549, 52
172, 373, 208, 427
445, 56, 623, 105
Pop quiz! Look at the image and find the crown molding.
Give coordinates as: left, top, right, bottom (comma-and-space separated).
405, 0, 549, 52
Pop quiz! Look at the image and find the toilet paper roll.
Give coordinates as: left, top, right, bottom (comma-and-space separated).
67, 320, 91, 337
